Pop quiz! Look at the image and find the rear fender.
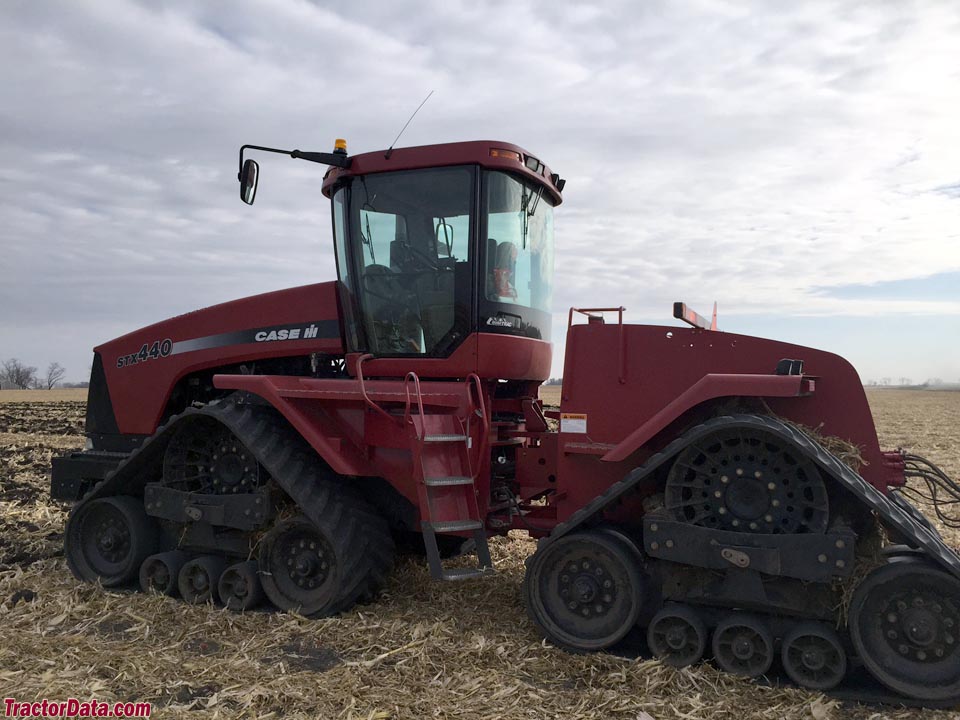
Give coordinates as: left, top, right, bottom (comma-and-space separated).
601, 373, 811, 463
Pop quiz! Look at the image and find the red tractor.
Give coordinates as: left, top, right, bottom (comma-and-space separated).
53, 139, 960, 702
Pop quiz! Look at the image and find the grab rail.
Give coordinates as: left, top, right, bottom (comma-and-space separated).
403, 371, 426, 436
355, 353, 400, 425
565, 307, 627, 399
466, 373, 489, 437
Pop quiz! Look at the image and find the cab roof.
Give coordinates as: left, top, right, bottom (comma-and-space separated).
321, 140, 563, 205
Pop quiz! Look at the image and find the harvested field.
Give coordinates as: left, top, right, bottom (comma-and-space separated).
0, 388, 88, 403
0, 390, 958, 718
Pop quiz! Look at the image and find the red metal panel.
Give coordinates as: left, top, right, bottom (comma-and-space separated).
601, 373, 808, 462
97, 283, 343, 434
211, 374, 375, 478
345, 333, 551, 382
212, 373, 492, 524
552, 322, 896, 524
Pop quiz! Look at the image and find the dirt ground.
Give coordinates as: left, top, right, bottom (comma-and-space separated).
0, 388, 958, 719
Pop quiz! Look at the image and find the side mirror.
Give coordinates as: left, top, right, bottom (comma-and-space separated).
435, 220, 454, 257
239, 158, 259, 205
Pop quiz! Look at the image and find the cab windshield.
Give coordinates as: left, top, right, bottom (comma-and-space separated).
335, 166, 474, 356
331, 165, 556, 356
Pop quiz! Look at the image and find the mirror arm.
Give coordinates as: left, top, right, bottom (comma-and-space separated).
290, 149, 351, 168
238, 144, 351, 179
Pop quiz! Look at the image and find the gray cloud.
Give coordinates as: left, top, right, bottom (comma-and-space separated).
2, 0, 959, 381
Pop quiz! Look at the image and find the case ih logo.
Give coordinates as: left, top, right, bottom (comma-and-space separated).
116, 321, 339, 368
254, 325, 322, 342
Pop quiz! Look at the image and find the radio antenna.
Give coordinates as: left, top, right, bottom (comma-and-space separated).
384, 90, 434, 159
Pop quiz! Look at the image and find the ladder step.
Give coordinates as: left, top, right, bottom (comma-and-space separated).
441, 567, 495, 581
423, 434, 468, 443
430, 520, 484, 533
424, 476, 474, 487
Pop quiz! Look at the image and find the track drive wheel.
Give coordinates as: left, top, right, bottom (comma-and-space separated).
140, 551, 190, 596
178, 555, 228, 604
647, 604, 708, 668
711, 613, 774, 678
781, 622, 847, 690
163, 418, 263, 494
849, 559, 960, 701
524, 530, 645, 652
65, 496, 158, 586
219, 560, 264, 611
666, 427, 829, 534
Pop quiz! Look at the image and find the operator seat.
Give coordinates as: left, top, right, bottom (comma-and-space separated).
392, 237, 456, 353
489, 240, 518, 300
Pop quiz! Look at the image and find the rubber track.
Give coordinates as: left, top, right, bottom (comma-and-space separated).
66, 398, 394, 614
539, 414, 960, 580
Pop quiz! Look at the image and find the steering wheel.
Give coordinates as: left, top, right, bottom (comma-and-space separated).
393, 241, 440, 271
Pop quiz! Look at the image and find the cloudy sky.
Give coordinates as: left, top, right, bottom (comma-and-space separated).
2, 0, 959, 384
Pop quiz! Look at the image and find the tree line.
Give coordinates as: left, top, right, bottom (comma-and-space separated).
0, 358, 85, 390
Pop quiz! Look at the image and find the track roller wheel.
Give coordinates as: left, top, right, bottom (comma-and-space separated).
849, 558, 960, 701
178, 555, 228, 604
524, 530, 646, 652
65, 496, 158, 587
140, 551, 190, 596
711, 613, 774, 678
781, 621, 846, 691
647, 604, 708, 668
218, 560, 264, 611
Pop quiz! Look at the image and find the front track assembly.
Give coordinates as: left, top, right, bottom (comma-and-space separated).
64, 398, 395, 617
524, 414, 960, 705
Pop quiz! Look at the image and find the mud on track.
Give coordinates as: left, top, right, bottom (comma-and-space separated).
0, 391, 958, 718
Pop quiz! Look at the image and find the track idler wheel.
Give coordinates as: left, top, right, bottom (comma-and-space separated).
849, 558, 960, 701
647, 604, 707, 668
178, 555, 228, 604
218, 560, 264, 611
781, 622, 847, 691
711, 613, 774, 678
65, 496, 159, 587
140, 551, 190, 596
259, 516, 344, 616
523, 530, 645, 652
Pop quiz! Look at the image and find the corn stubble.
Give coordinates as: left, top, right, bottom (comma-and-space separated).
0, 389, 957, 719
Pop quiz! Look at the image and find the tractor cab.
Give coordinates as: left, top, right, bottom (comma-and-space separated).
239, 140, 564, 380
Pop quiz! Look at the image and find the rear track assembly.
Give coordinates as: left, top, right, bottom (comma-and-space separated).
524, 414, 960, 703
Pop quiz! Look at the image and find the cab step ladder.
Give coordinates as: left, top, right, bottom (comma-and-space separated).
405, 372, 494, 581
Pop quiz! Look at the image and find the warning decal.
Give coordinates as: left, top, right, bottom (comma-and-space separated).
560, 413, 588, 434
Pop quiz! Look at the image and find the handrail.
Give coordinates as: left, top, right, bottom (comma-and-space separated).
467, 373, 489, 437
403, 371, 426, 435
567, 306, 625, 330
355, 353, 400, 425
565, 307, 627, 398
466, 373, 489, 476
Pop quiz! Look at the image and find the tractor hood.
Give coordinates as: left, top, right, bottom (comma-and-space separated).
89, 282, 344, 439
